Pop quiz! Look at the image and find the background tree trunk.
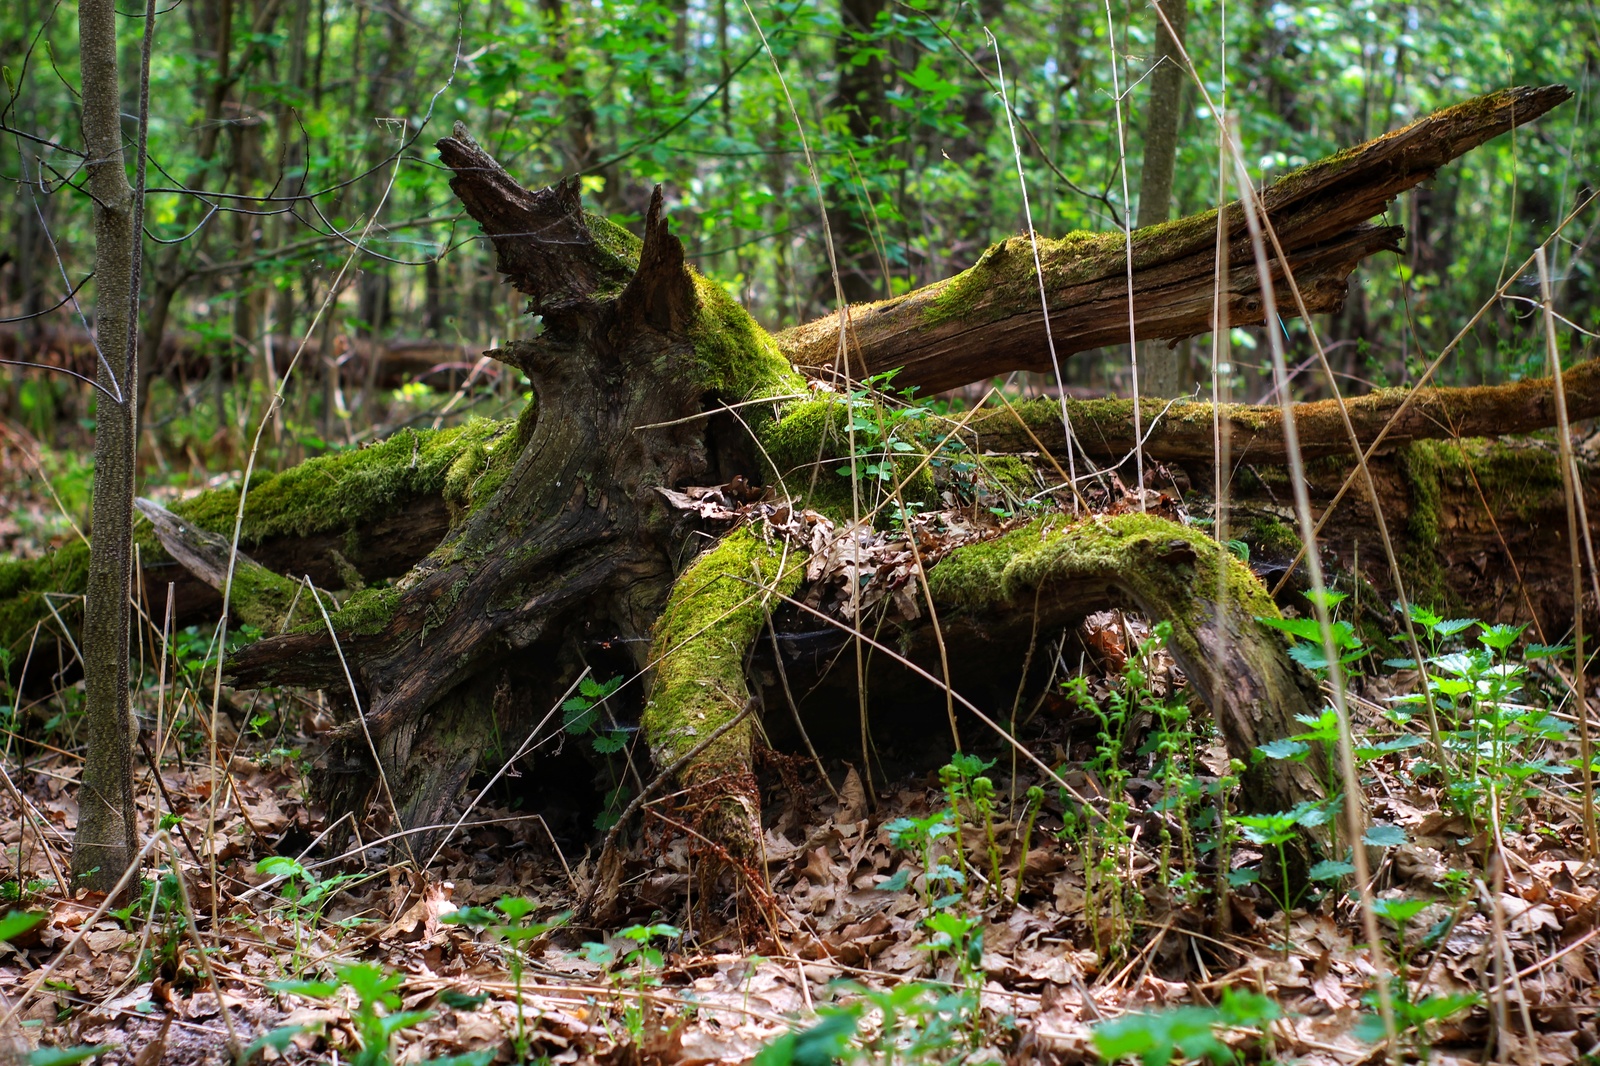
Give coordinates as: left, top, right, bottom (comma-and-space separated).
73, 0, 141, 893
1136, 0, 1188, 397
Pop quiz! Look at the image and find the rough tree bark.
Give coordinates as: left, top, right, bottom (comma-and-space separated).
73, 0, 142, 892
2, 87, 1581, 894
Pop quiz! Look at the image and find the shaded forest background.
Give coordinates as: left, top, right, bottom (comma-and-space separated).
3, 0, 1597, 543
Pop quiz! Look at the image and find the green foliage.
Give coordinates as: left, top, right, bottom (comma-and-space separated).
25, 1048, 115, 1066
1382, 607, 1573, 828
578, 923, 681, 1044
268, 962, 487, 1066
0, 909, 44, 944
442, 899, 568, 1058
1092, 989, 1280, 1066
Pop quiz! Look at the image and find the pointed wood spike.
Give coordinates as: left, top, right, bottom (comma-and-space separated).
436, 124, 630, 317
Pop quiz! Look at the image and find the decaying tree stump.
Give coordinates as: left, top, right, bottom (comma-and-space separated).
0, 88, 1584, 896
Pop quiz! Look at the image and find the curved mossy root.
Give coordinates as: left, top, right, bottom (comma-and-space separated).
642, 527, 807, 870
926, 511, 1362, 872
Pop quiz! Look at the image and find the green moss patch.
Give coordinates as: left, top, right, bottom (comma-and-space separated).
171, 418, 513, 543
688, 271, 807, 402
0, 541, 90, 657
928, 511, 1281, 663
643, 528, 806, 773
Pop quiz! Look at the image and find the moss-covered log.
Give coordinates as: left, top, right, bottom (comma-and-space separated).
1, 92, 1583, 889
923, 513, 1343, 857
776, 85, 1570, 394
642, 528, 807, 860
960, 359, 1600, 463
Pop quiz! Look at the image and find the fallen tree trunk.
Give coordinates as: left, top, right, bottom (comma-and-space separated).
777, 84, 1572, 393
0, 89, 1580, 899
0, 324, 496, 396
963, 360, 1600, 463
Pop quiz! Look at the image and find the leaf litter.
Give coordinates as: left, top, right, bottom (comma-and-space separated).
2, 486, 1599, 1064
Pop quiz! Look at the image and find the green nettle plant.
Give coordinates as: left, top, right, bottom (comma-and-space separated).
1061, 619, 1194, 958
267, 962, 490, 1066
109, 869, 186, 982
1229, 800, 1349, 956
1383, 611, 1573, 830
578, 922, 681, 1043
254, 855, 364, 967
442, 898, 569, 1060
560, 675, 632, 829
883, 808, 964, 913
753, 978, 982, 1066
1091, 988, 1281, 1066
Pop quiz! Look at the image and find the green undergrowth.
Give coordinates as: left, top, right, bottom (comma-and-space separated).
642, 528, 806, 771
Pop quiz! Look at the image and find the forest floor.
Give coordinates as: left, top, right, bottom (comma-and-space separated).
4, 451, 1600, 1066
5, 629, 1600, 1066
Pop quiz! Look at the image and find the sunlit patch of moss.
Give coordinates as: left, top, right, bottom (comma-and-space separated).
928, 511, 1281, 664
688, 271, 807, 402
170, 418, 513, 543
1248, 516, 1301, 558
224, 558, 303, 632
584, 210, 644, 266
976, 455, 1039, 500
318, 584, 405, 638
642, 528, 806, 771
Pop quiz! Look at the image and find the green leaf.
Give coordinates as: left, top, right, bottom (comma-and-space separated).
268, 979, 340, 999
0, 910, 44, 944
439, 989, 489, 1010
440, 906, 496, 927
1362, 824, 1408, 847
753, 1009, 859, 1066
243, 1025, 311, 1061
875, 868, 911, 892
378, 1009, 434, 1038
1308, 858, 1355, 882
1406, 992, 1480, 1022
1255, 615, 1325, 643
27, 1048, 113, 1066
1370, 897, 1430, 925
1256, 738, 1309, 761
1477, 623, 1525, 652
255, 856, 308, 880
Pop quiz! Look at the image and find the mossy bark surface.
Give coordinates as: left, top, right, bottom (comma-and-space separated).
925, 512, 1331, 827
643, 528, 806, 857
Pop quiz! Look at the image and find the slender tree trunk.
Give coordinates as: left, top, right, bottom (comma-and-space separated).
1136, 0, 1188, 398
74, 0, 141, 893
828, 0, 888, 305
